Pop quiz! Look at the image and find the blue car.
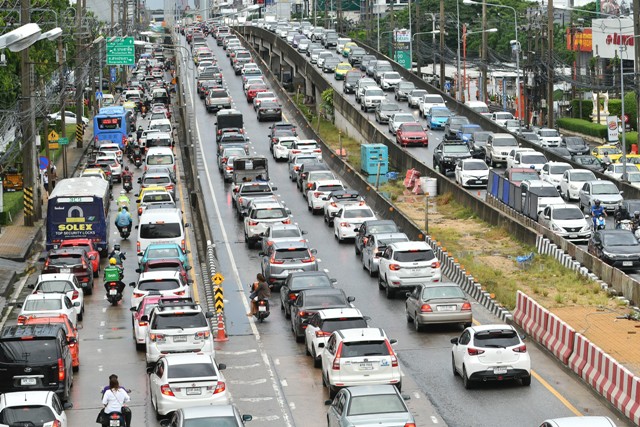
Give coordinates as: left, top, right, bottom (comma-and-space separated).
457, 124, 482, 143
137, 243, 190, 271
426, 107, 452, 130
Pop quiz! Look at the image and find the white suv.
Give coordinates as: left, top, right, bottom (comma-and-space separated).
306, 179, 344, 214
145, 298, 215, 365
333, 205, 377, 242
244, 199, 292, 247
320, 328, 402, 398
377, 241, 442, 299
304, 308, 368, 367
451, 324, 531, 388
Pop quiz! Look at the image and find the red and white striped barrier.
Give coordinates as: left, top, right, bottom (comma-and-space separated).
540, 313, 575, 365
513, 291, 549, 342
568, 333, 591, 377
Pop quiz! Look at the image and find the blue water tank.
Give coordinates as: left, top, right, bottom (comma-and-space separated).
361, 144, 389, 175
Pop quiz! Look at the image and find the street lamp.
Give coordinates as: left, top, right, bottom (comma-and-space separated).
0, 23, 42, 51
463, 27, 497, 102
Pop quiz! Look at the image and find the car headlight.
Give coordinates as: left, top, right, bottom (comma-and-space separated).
581, 224, 591, 232
550, 222, 563, 232
443, 157, 452, 162
601, 250, 615, 259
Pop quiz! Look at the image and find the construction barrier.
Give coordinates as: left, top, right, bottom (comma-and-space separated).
513, 290, 549, 342
540, 313, 575, 365
567, 333, 591, 378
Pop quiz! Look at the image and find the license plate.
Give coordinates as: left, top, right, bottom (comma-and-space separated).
359, 362, 373, 370
186, 387, 201, 395
267, 109, 275, 112
411, 268, 423, 273
569, 234, 578, 239
475, 180, 483, 184
258, 305, 267, 312
623, 261, 633, 266
110, 420, 120, 427
173, 335, 187, 342
437, 305, 457, 312
20, 378, 37, 386
493, 367, 507, 375
61, 268, 71, 274
109, 289, 118, 295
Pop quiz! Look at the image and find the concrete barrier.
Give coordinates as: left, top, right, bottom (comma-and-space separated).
513, 291, 549, 342
540, 313, 576, 365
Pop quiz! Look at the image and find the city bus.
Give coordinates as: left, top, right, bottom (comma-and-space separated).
93, 106, 130, 149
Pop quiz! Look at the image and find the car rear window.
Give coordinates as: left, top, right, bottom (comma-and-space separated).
394, 250, 435, 262
23, 299, 62, 311
0, 340, 59, 363
275, 248, 309, 260
473, 329, 520, 348
305, 293, 346, 307
49, 255, 82, 265
168, 363, 216, 379
253, 208, 287, 220
272, 229, 300, 238
143, 193, 172, 203
368, 223, 398, 234
341, 340, 389, 357
321, 318, 367, 333
36, 281, 74, 294
344, 208, 373, 219
146, 155, 174, 166
0, 406, 56, 424
152, 313, 207, 329
289, 275, 332, 291
317, 185, 342, 192
348, 394, 406, 416
422, 286, 465, 300
241, 184, 272, 193
138, 280, 180, 291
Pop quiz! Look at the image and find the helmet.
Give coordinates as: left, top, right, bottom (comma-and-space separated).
594, 199, 601, 206
109, 258, 117, 265
113, 244, 120, 251
120, 190, 126, 195
635, 211, 639, 217
124, 166, 129, 171
138, 125, 143, 130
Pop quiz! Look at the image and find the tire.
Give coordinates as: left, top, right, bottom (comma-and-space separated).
136, 342, 145, 351
452, 355, 459, 376
73, 364, 79, 372
329, 385, 339, 399
354, 244, 360, 255
285, 305, 291, 319
368, 261, 376, 277
414, 315, 423, 332
313, 348, 322, 368
378, 274, 384, 290
385, 283, 394, 299
305, 337, 311, 356
78, 307, 83, 322
462, 367, 473, 389
521, 375, 532, 386
405, 307, 413, 323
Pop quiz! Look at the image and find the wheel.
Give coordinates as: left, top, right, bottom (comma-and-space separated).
285, 305, 291, 319
307, 203, 312, 212
354, 244, 360, 255
85, 284, 93, 296
462, 367, 473, 389
464, 322, 472, 328
405, 307, 413, 323
329, 385, 339, 399
378, 274, 384, 290
312, 348, 321, 368
521, 375, 532, 386
78, 307, 83, 321
385, 283, 394, 299
452, 355, 459, 376
280, 298, 285, 310
368, 261, 376, 277
414, 314, 423, 332
136, 342, 145, 351
304, 337, 311, 356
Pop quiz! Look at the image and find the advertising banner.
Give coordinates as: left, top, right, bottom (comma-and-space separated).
565, 28, 593, 52
591, 18, 634, 60
393, 29, 411, 70
607, 115, 620, 142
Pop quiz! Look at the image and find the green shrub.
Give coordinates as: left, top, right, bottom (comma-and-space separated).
608, 92, 637, 131
0, 191, 23, 225
570, 99, 593, 120
557, 118, 607, 139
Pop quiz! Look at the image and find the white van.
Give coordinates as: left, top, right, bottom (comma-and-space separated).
137, 207, 188, 255
145, 147, 175, 172
465, 100, 491, 118
148, 118, 172, 135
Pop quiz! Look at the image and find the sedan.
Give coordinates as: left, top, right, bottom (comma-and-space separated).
30, 273, 84, 321
334, 205, 377, 242
325, 385, 415, 427
588, 229, 640, 270
578, 180, 623, 213
280, 271, 337, 319
18, 293, 80, 328
322, 58, 341, 73
159, 405, 252, 427
290, 288, 355, 342
47, 110, 89, 125
388, 113, 417, 135
374, 102, 401, 124
454, 158, 490, 188
259, 223, 307, 254
256, 100, 283, 122
334, 62, 353, 80
405, 282, 472, 331
451, 324, 531, 388
396, 122, 428, 147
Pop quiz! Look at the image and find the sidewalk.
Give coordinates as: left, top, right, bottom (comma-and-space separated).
0, 125, 93, 292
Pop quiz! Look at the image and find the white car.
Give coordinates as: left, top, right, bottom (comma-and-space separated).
304, 308, 368, 367
538, 204, 592, 242
454, 159, 490, 188
31, 273, 84, 321
540, 162, 573, 189
451, 324, 531, 388
626, 171, 640, 189
320, 328, 402, 397
129, 271, 191, 309
361, 87, 386, 112
306, 179, 344, 214
377, 241, 442, 298
273, 136, 298, 161
253, 91, 279, 110
491, 111, 514, 127
145, 298, 215, 364
0, 391, 72, 427
407, 89, 428, 108
537, 128, 562, 147
244, 199, 291, 247
559, 169, 597, 201
149, 354, 229, 416
333, 205, 377, 242
419, 94, 446, 118
96, 142, 124, 163
47, 110, 89, 125
288, 139, 322, 161
380, 71, 402, 91
323, 190, 364, 225
387, 113, 416, 135
603, 163, 639, 180
95, 155, 122, 182
18, 293, 80, 328
506, 149, 547, 172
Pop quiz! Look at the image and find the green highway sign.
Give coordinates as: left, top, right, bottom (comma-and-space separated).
58, 137, 69, 146
106, 37, 135, 66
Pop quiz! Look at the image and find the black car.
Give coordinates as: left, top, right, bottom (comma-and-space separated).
296, 162, 330, 191
470, 131, 492, 159
374, 102, 401, 124
444, 116, 471, 140
257, 101, 282, 122
290, 288, 354, 342
588, 229, 640, 270
519, 131, 541, 145
561, 136, 590, 155
354, 220, 399, 255
269, 122, 298, 141
433, 141, 473, 175
280, 271, 337, 319
322, 58, 340, 73
547, 147, 572, 160
572, 154, 605, 172
342, 71, 361, 94
0, 324, 74, 402
394, 81, 416, 102
347, 47, 366, 66
360, 55, 377, 72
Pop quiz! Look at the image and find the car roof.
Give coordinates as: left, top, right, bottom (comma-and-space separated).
316, 307, 363, 319
388, 241, 431, 251
138, 270, 181, 280
337, 327, 387, 341
1, 391, 57, 407
272, 240, 308, 250
163, 353, 214, 366
342, 204, 372, 211
37, 273, 76, 282
139, 208, 182, 221
181, 405, 237, 419
25, 292, 67, 301
146, 147, 174, 155
540, 416, 617, 427
469, 323, 516, 333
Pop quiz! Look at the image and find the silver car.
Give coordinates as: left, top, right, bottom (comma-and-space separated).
260, 241, 318, 288
578, 180, 623, 213
361, 232, 409, 276
159, 405, 252, 427
405, 282, 473, 332
259, 223, 307, 254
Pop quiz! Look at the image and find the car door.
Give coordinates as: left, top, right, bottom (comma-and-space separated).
64, 296, 78, 326
149, 359, 165, 401
378, 247, 393, 276
579, 183, 591, 207
327, 391, 346, 427
453, 330, 471, 371
540, 206, 552, 228
291, 293, 304, 329
305, 314, 321, 353
406, 286, 420, 316
322, 334, 337, 372
362, 236, 374, 268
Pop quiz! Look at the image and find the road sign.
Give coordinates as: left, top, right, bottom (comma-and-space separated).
39, 156, 49, 170
96, 90, 103, 100
624, 114, 629, 123
58, 137, 69, 146
110, 67, 117, 82
49, 142, 59, 150
48, 130, 59, 142
212, 272, 225, 285
106, 37, 135, 66
445, 81, 451, 91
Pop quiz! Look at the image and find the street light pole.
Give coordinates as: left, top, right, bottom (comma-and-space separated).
456, 0, 462, 101
463, 27, 497, 103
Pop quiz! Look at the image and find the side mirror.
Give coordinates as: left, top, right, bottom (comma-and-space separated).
272, 186, 278, 191
63, 402, 74, 410
129, 306, 137, 312
89, 255, 96, 260
389, 338, 398, 345
218, 363, 227, 370
375, 251, 383, 257
520, 333, 528, 341
242, 415, 253, 422
310, 248, 317, 255
137, 178, 142, 184
73, 302, 81, 307
450, 337, 459, 345
27, 284, 35, 289
324, 399, 333, 406
146, 365, 154, 375
347, 296, 355, 303
135, 225, 139, 229
68, 337, 78, 344
353, 227, 359, 233
302, 230, 308, 235
205, 311, 214, 318
185, 223, 190, 228
140, 315, 149, 322
160, 421, 170, 427
135, 268, 141, 273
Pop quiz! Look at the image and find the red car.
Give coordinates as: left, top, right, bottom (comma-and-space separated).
58, 238, 100, 277
136, 258, 191, 284
246, 84, 268, 102
396, 122, 428, 147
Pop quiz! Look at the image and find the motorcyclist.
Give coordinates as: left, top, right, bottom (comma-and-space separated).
590, 199, 607, 229
247, 273, 271, 317
614, 201, 629, 229
108, 244, 126, 266
136, 126, 143, 142
115, 206, 133, 236
103, 258, 125, 294
101, 375, 131, 427
131, 144, 143, 162
122, 166, 133, 182
117, 190, 131, 210
602, 152, 612, 166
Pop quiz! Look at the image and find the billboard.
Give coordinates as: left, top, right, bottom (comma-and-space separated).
565, 28, 593, 52
600, 0, 632, 16
591, 18, 634, 60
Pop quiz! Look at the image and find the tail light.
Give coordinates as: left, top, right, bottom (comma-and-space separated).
313, 149, 321, 153
288, 293, 298, 301
237, 197, 244, 205
315, 330, 331, 337
138, 320, 148, 327
58, 358, 65, 381
221, 157, 228, 164
363, 237, 369, 245
404, 424, 417, 427
248, 220, 259, 226
150, 333, 166, 343
301, 256, 316, 263
330, 202, 337, 207
467, 347, 485, 356
332, 342, 343, 370
133, 292, 145, 299
71, 290, 79, 300
313, 192, 322, 198
282, 218, 291, 224
306, 183, 313, 189
420, 304, 432, 312
226, 166, 233, 171
181, 239, 186, 252
211, 381, 226, 394
138, 207, 143, 215
291, 149, 301, 154
160, 384, 174, 396
270, 257, 285, 265
431, 261, 441, 269
384, 340, 399, 367
194, 331, 210, 339
339, 222, 349, 227
136, 241, 140, 253
389, 264, 401, 271
298, 310, 308, 318
82, 260, 88, 269
52, 421, 62, 427
461, 302, 472, 311
44, 259, 50, 270
174, 290, 186, 296
17, 315, 26, 324
513, 344, 527, 353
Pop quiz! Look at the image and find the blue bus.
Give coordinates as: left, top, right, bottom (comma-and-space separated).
93, 106, 130, 149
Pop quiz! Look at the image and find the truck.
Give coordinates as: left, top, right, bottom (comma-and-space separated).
215, 109, 244, 141
232, 156, 269, 184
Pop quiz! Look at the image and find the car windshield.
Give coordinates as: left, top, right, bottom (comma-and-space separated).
304, 293, 347, 307
341, 341, 389, 357
0, 340, 60, 363
539, 130, 559, 137
275, 248, 309, 260
402, 124, 423, 133
151, 124, 171, 133
140, 223, 181, 239
366, 89, 384, 97
321, 318, 367, 333
551, 207, 583, 220
344, 208, 374, 219
253, 208, 287, 219
168, 363, 216, 379
138, 280, 179, 291
592, 183, 619, 195
384, 72, 400, 79
464, 162, 488, 171
521, 154, 547, 164
443, 145, 469, 154
152, 313, 207, 329
24, 298, 62, 311
598, 147, 622, 155
147, 247, 180, 259
394, 250, 435, 262
0, 406, 56, 424
602, 233, 639, 246
574, 156, 600, 166
422, 285, 465, 300
393, 114, 414, 123
549, 165, 572, 175
347, 394, 407, 416
627, 173, 640, 182
272, 229, 301, 238
565, 138, 585, 147
493, 138, 517, 147
289, 275, 332, 290
380, 104, 399, 111
474, 329, 520, 348
36, 281, 74, 293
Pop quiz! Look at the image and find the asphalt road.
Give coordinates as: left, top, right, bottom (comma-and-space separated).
178, 33, 632, 427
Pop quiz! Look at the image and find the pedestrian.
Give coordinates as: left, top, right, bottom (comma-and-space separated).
49, 164, 57, 190
41, 168, 49, 195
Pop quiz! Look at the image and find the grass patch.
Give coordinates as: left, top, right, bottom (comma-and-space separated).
1, 191, 23, 225
378, 180, 405, 201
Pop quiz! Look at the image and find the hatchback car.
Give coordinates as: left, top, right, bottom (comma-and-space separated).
138, 243, 190, 271
18, 293, 80, 328
587, 229, 640, 270
0, 391, 72, 427
451, 324, 531, 388
334, 205, 377, 242
405, 282, 472, 331
559, 169, 597, 201
377, 241, 442, 299
30, 274, 84, 321
291, 288, 355, 342
454, 158, 490, 188
149, 353, 228, 416
280, 271, 337, 318
130, 293, 163, 350
578, 180, 623, 213
321, 328, 402, 398
260, 241, 318, 288
57, 239, 100, 277
129, 271, 191, 308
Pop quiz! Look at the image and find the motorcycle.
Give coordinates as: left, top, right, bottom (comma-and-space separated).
133, 155, 142, 169
118, 224, 131, 239
254, 299, 270, 323
123, 175, 133, 193
102, 411, 126, 427
619, 219, 633, 231
593, 215, 606, 231
106, 281, 123, 306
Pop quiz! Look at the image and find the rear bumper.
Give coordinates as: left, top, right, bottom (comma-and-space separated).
416, 311, 472, 325
468, 368, 530, 382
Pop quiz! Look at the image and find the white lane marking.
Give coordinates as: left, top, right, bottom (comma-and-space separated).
431, 416, 439, 424
98, 365, 103, 372
289, 402, 296, 410
224, 363, 261, 370
99, 335, 104, 340
183, 40, 293, 427
413, 391, 420, 399
229, 378, 268, 386
239, 397, 274, 402
252, 415, 281, 422
274, 358, 280, 365
102, 307, 107, 313
0, 273, 30, 329
280, 379, 288, 387
216, 349, 258, 355
97, 348, 102, 353
100, 321, 106, 327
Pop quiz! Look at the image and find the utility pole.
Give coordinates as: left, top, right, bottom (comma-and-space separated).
389, 5, 394, 59
20, 0, 39, 225
633, 0, 640, 133
337, 0, 342, 33
481, 0, 487, 102
58, 38, 68, 178
439, 0, 445, 90
324, 0, 328, 29
75, 0, 85, 149
122, 0, 128, 86
414, 1, 420, 74
547, 0, 554, 128
111, 0, 114, 30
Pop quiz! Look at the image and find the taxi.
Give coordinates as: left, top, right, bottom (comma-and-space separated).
135, 185, 170, 215
334, 62, 354, 80
23, 314, 80, 371
80, 167, 108, 182
341, 42, 358, 57
592, 144, 623, 162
